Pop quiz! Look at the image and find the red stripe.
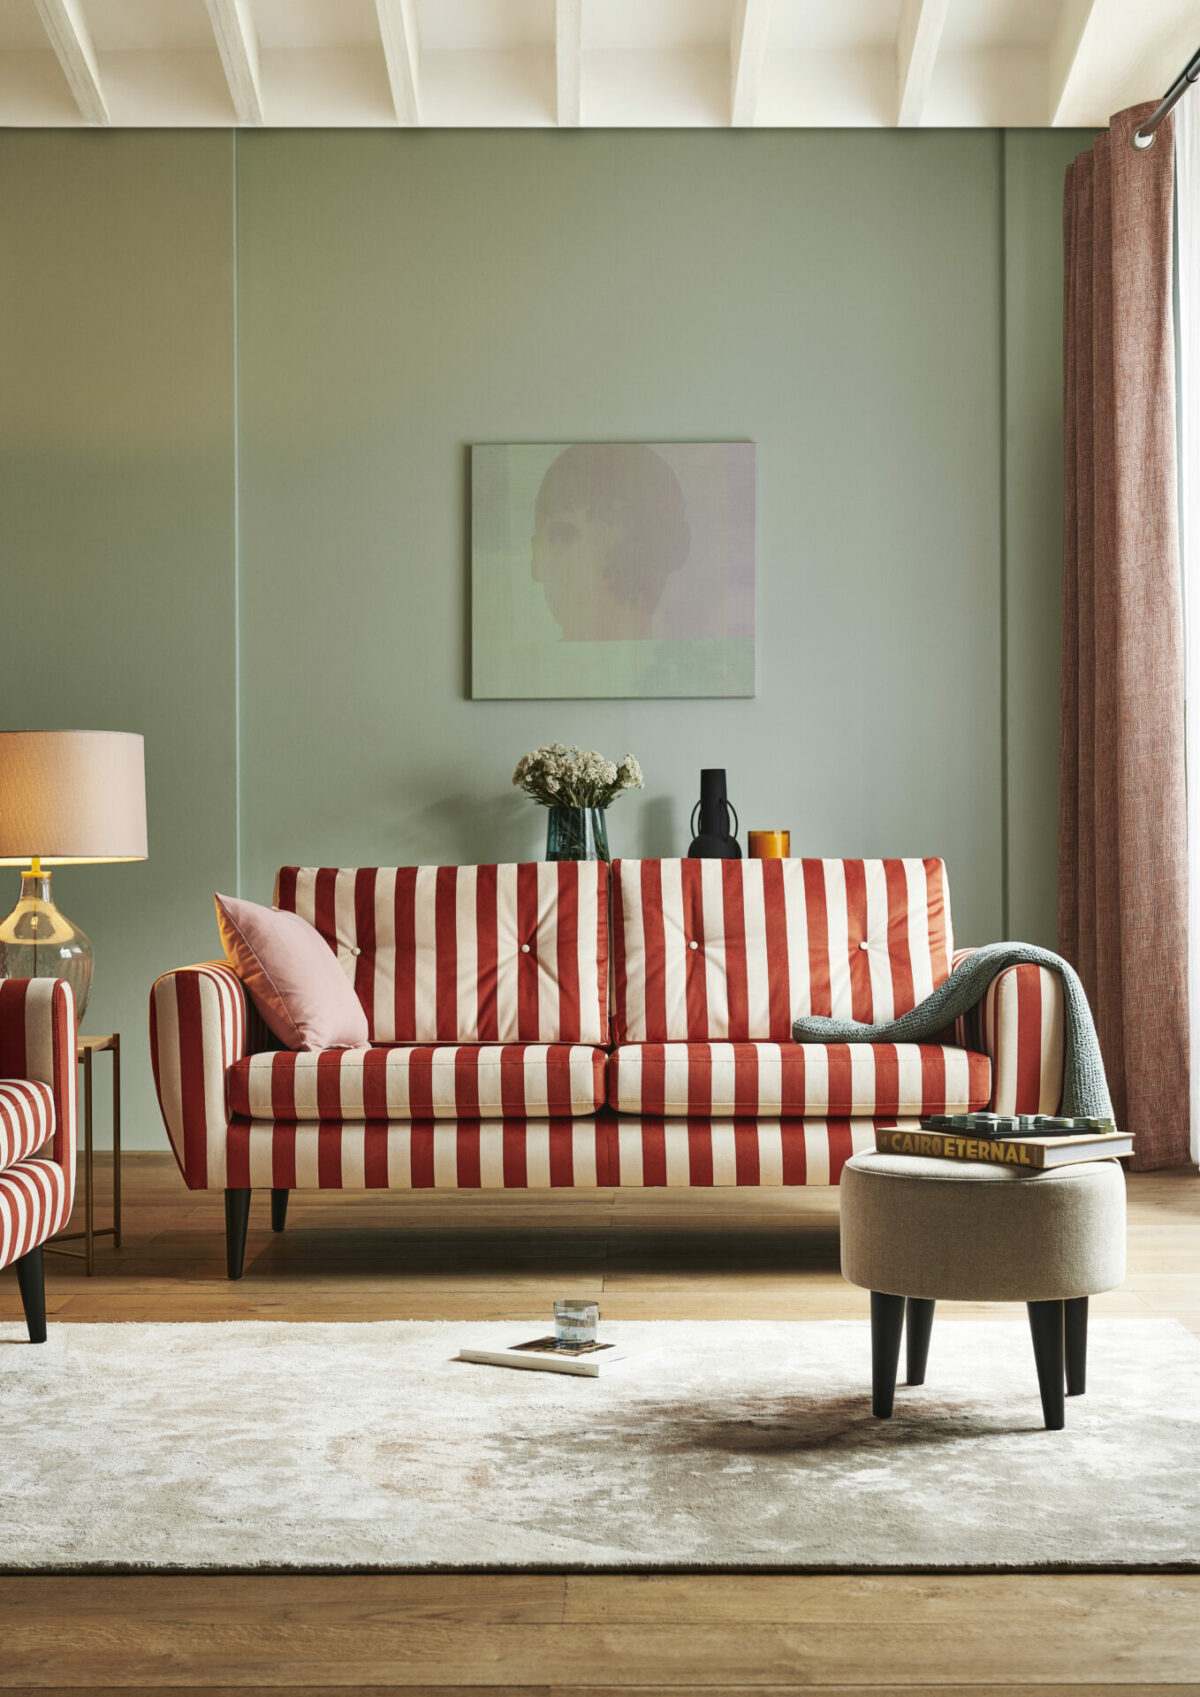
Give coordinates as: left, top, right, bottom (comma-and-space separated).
455, 1046, 481, 1117
364, 1123, 390, 1188
353, 869, 377, 1034
516, 863, 540, 1039
271, 1053, 298, 1120
362, 1048, 390, 1119
502, 1124, 528, 1187
762, 859, 790, 1038
872, 1043, 899, 1115
500, 1045, 527, 1116
408, 1049, 434, 1120
393, 868, 418, 1042
1014, 967, 1043, 1112
803, 861, 832, 1016
721, 866, 749, 1038
926, 859, 950, 983
476, 864, 499, 1041
780, 1123, 808, 1184
639, 860, 667, 1043
549, 1122, 576, 1186
545, 1048, 572, 1116
175, 974, 210, 1187
641, 1118, 667, 1184
317, 1123, 342, 1187
272, 1122, 297, 1190
919, 1045, 946, 1114
316, 1051, 343, 1120
313, 868, 339, 949
410, 1125, 435, 1188
457, 1123, 481, 1188
555, 863, 581, 1042
687, 1120, 713, 1186
434, 867, 459, 1040
844, 861, 873, 1020
734, 1121, 760, 1184
828, 1121, 855, 1183
680, 861, 708, 1038
612, 861, 628, 1042
884, 860, 916, 1014
595, 861, 610, 1044
687, 1041, 713, 1115
275, 867, 299, 911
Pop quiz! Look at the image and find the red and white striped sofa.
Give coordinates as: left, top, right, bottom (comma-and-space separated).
149, 859, 1064, 1278
1, 977, 78, 1339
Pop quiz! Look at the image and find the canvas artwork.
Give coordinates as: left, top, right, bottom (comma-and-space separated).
471, 442, 756, 699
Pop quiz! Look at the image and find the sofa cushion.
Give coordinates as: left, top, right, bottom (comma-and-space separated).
612, 858, 953, 1042
275, 863, 609, 1046
608, 1042, 990, 1118
222, 1115, 882, 1190
215, 893, 370, 1052
0, 1080, 55, 1173
227, 1043, 607, 1121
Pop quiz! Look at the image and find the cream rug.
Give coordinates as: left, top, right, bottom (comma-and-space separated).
2, 1318, 1197, 1572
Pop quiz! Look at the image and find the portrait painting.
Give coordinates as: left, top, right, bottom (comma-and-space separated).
470, 442, 756, 699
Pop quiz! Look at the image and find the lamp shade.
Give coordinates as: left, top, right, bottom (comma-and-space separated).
0, 731, 147, 866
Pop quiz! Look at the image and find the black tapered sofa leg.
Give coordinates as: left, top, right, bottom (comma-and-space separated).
1027, 1299, 1066, 1430
1065, 1295, 1088, 1397
870, 1291, 907, 1418
15, 1245, 47, 1344
905, 1297, 935, 1386
271, 1188, 289, 1234
225, 1187, 251, 1280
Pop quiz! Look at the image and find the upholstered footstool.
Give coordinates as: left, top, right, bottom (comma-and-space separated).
839, 1151, 1126, 1429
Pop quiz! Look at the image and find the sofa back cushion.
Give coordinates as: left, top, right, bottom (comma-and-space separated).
611, 858, 953, 1042
274, 863, 609, 1045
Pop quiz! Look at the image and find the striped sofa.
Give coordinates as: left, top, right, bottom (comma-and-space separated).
1, 977, 78, 1338
149, 859, 1064, 1278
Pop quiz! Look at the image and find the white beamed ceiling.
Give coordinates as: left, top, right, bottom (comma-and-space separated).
0, 0, 1194, 129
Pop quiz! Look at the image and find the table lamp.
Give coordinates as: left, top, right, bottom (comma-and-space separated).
0, 731, 147, 1019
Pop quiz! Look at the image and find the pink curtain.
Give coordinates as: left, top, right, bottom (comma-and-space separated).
1060, 104, 1190, 1170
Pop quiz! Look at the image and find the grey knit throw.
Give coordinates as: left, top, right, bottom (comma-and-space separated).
792, 942, 1113, 1122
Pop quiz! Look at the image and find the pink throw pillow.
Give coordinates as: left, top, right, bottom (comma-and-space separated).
215, 893, 369, 1052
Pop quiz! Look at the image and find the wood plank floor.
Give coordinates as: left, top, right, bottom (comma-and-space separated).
1, 1154, 1197, 1694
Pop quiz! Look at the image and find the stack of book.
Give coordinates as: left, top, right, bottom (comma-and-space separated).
875, 1113, 1132, 1168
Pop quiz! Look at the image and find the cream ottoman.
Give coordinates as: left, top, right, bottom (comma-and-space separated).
840, 1151, 1127, 1429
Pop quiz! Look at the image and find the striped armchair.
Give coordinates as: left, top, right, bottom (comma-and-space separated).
0, 978, 77, 1341
149, 859, 1065, 1279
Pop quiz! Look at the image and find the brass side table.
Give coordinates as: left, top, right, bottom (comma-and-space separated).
47, 1034, 121, 1276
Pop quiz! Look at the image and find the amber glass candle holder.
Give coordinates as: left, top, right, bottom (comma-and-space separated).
748, 830, 790, 859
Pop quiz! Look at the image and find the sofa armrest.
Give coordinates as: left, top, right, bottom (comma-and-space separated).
950, 947, 1065, 1115
150, 962, 253, 1189
0, 976, 77, 1190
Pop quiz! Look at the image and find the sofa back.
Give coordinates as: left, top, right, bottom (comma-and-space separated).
275, 863, 609, 1045
611, 858, 953, 1042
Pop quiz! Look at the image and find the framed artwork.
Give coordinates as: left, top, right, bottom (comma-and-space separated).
471, 441, 756, 699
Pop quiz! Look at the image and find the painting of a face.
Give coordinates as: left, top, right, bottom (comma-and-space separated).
471, 442, 755, 700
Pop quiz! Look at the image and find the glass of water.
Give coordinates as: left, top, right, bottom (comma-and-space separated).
554, 1300, 599, 1347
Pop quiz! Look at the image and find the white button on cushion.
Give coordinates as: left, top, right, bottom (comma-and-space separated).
858, 941, 869, 952
689, 940, 699, 951
350, 946, 362, 957
521, 943, 531, 954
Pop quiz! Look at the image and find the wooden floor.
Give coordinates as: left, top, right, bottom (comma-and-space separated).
2, 1153, 1198, 1694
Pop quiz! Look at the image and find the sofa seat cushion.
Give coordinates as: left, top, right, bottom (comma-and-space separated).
227, 1043, 607, 1122
223, 1115, 885, 1190
0, 1080, 55, 1173
607, 1042, 991, 1118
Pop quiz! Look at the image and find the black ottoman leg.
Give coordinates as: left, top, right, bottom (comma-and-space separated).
225, 1187, 251, 1281
1027, 1300, 1066, 1430
271, 1188, 289, 1233
1065, 1295, 1088, 1397
905, 1297, 935, 1386
15, 1246, 47, 1344
870, 1292, 906, 1418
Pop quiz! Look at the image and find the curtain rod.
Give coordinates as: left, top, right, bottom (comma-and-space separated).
1133, 44, 1200, 148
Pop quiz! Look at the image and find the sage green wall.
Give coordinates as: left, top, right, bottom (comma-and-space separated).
0, 127, 1087, 1149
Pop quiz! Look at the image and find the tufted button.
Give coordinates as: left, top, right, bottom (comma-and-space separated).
350, 946, 362, 957
858, 941, 869, 952
689, 940, 699, 951
521, 943, 531, 954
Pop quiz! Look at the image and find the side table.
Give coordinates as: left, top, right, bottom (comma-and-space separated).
47, 1034, 121, 1277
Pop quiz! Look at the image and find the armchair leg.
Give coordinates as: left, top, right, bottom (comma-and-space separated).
225, 1188, 251, 1281
15, 1246, 47, 1344
271, 1188, 289, 1233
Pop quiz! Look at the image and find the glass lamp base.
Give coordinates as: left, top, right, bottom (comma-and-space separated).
0, 868, 93, 1019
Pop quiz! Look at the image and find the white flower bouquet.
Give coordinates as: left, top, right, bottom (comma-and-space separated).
513, 744, 644, 810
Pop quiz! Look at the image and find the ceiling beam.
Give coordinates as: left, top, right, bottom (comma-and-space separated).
730, 0, 771, 128
376, 0, 420, 125
204, 0, 264, 126
1047, 0, 1101, 126
33, 0, 108, 125
556, 0, 581, 126
896, 0, 948, 127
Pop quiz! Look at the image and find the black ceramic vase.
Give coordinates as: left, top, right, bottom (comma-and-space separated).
687, 769, 741, 859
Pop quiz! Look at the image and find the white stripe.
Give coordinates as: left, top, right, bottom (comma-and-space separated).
334, 869, 357, 970
339, 1124, 366, 1189
389, 1123, 413, 1189
756, 1043, 782, 1114
571, 1120, 598, 1186
412, 866, 440, 1042
617, 1120, 643, 1186
784, 859, 810, 1021
741, 865, 772, 1036
862, 860, 895, 1020
905, 860, 935, 1003
806, 1121, 831, 1186
758, 1122, 784, 1185
822, 861, 852, 1017
455, 866, 479, 1041
536, 862, 560, 1040
710, 1122, 737, 1185
659, 858, 688, 1041
525, 1123, 551, 1189
494, 863, 520, 1042
700, 859, 729, 1040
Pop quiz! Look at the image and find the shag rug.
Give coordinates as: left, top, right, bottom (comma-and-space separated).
2, 1318, 1198, 1572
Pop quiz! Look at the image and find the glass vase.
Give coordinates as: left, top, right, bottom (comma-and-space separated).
545, 806, 610, 863
0, 867, 93, 1018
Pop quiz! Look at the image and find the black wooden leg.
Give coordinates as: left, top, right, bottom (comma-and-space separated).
225, 1188, 251, 1281
1027, 1300, 1066, 1430
870, 1291, 906, 1418
1065, 1295, 1088, 1397
271, 1188, 289, 1234
15, 1246, 47, 1344
905, 1297, 935, 1386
